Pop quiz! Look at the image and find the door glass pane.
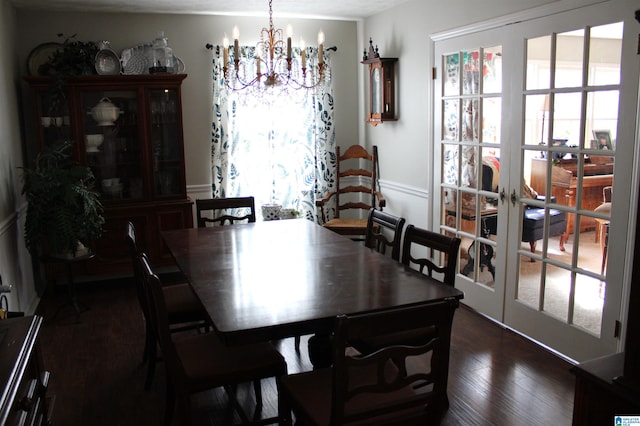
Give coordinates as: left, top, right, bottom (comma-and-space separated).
526, 35, 551, 90
587, 90, 619, 152
524, 94, 550, 148
517, 250, 541, 308
481, 148, 500, 204
443, 99, 459, 140
483, 46, 502, 94
150, 88, 182, 197
542, 265, 571, 322
482, 97, 501, 144
442, 144, 458, 186
462, 99, 479, 141
575, 221, 608, 274
552, 93, 582, 149
460, 146, 478, 190
555, 29, 584, 89
444, 53, 460, 97
574, 275, 604, 335
462, 50, 480, 95
588, 22, 623, 86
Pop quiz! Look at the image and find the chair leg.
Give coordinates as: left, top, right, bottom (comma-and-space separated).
253, 379, 263, 410
177, 392, 192, 426
145, 339, 157, 390
224, 384, 252, 424
164, 381, 176, 426
559, 232, 567, 251
294, 335, 301, 353
278, 375, 293, 426
529, 242, 536, 262
143, 322, 154, 364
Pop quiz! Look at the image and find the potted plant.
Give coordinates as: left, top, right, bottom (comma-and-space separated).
38, 33, 98, 116
21, 140, 104, 258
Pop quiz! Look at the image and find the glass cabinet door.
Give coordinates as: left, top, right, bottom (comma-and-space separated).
37, 90, 72, 151
149, 88, 183, 197
81, 90, 142, 201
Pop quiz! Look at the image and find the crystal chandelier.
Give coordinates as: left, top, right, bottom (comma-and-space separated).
219, 0, 329, 92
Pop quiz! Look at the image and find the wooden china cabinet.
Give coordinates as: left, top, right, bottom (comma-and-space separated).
24, 74, 193, 281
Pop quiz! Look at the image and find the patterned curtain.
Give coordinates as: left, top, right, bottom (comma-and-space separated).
211, 46, 336, 222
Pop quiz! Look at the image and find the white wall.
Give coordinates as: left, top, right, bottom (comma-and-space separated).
0, 0, 39, 314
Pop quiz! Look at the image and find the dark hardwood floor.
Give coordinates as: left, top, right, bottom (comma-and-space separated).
34, 277, 576, 425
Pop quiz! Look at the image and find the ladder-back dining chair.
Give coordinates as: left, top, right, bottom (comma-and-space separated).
196, 196, 256, 227
316, 145, 386, 240
125, 221, 209, 390
139, 253, 287, 425
364, 208, 406, 261
401, 225, 462, 286
280, 300, 458, 425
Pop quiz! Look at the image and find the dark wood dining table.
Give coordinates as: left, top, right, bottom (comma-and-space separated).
161, 218, 464, 365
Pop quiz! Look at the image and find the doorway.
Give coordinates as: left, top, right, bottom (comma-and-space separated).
433, 1, 638, 361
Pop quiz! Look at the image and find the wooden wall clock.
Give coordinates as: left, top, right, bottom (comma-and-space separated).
361, 38, 397, 126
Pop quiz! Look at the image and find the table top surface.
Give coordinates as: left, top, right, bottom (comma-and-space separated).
162, 219, 464, 344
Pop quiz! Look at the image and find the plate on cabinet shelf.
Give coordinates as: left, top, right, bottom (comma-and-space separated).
95, 49, 122, 75
27, 42, 63, 75
122, 53, 147, 75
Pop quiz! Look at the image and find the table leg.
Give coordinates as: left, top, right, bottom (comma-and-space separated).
307, 333, 333, 368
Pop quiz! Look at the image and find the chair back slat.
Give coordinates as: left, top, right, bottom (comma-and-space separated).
196, 196, 256, 227
331, 300, 458, 425
401, 225, 462, 286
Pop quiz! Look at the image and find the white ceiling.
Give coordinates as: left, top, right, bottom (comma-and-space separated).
10, 0, 414, 20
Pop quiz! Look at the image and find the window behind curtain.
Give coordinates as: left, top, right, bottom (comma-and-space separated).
211, 46, 335, 222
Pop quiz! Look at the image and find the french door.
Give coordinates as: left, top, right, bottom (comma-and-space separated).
433, 1, 639, 361
435, 30, 508, 321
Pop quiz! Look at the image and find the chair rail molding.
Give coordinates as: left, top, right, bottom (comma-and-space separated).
0, 205, 39, 316
379, 178, 428, 200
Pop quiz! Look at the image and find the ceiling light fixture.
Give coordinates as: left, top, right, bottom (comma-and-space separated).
216, 0, 331, 92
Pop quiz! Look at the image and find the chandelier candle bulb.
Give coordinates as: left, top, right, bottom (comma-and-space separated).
232, 26, 240, 64
286, 24, 292, 62
300, 38, 306, 69
318, 31, 325, 66
222, 35, 229, 66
